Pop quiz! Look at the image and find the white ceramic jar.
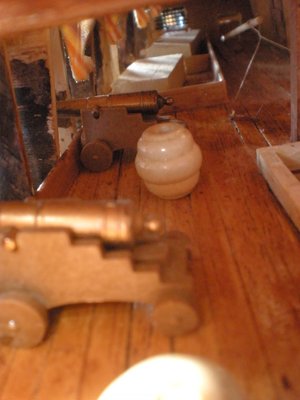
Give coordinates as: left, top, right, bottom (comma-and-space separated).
99, 354, 245, 400
135, 122, 202, 199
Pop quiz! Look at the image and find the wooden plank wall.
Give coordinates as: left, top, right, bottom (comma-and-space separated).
185, 0, 252, 36
250, 0, 287, 43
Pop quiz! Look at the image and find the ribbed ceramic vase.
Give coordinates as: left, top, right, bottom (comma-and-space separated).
135, 122, 202, 199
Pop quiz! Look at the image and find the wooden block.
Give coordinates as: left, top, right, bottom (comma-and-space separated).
257, 142, 300, 230
157, 29, 202, 49
144, 29, 202, 58
111, 53, 185, 93
184, 54, 210, 75
160, 40, 228, 112
160, 80, 228, 111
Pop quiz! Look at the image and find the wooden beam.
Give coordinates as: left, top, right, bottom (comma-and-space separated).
288, 0, 300, 141
0, 0, 179, 39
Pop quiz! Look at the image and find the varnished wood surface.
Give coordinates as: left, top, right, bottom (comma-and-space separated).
1, 39, 300, 400
0, 0, 177, 39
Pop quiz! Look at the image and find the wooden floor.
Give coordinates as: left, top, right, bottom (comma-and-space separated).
1, 35, 300, 400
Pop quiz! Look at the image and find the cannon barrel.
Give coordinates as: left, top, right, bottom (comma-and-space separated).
0, 199, 161, 244
57, 91, 172, 115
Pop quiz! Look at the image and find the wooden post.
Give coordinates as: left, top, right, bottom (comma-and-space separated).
289, 0, 300, 141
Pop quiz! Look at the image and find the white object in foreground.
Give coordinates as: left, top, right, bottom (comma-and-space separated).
98, 354, 245, 400
144, 29, 202, 58
135, 122, 202, 199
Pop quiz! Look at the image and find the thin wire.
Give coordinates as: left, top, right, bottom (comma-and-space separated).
253, 28, 290, 52
231, 27, 290, 117
232, 29, 262, 105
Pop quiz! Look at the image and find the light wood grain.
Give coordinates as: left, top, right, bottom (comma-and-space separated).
184, 53, 210, 74
161, 80, 228, 111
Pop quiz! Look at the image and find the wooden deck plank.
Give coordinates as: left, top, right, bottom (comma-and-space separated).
175, 107, 277, 400
118, 149, 172, 368
0, 348, 16, 399
180, 106, 300, 399
27, 306, 93, 400
0, 339, 51, 399
77, 304, 131, 400
68, 153, 132, 399
218, 38, 291, 146
1, 35, 299, 400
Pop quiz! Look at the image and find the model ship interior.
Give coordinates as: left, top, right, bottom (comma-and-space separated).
0, 0, 299, 399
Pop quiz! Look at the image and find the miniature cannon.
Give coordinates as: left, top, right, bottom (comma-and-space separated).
0, 199, 198, 348
57, 91, 173, 172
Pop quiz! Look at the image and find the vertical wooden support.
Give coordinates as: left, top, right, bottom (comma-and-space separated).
4, 30, 59, 190
98, 22, 121, 94
49, 27, 74, 155
289, 0, 300, 141
49, 28, 70, 100
0, 48, 32, 200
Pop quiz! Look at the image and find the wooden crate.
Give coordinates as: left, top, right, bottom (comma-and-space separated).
160, 40, 228, 112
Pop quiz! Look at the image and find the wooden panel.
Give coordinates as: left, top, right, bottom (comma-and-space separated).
249, 0, 287, 43
184, 54, 210, 74
185, 0, 252, 39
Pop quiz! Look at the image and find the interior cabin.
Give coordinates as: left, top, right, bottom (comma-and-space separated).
0, 0, 299, 399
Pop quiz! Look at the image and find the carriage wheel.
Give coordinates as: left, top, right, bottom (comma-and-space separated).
80, 140, 113, 172
0, 291, 48, 348
152, 294, 199, 336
